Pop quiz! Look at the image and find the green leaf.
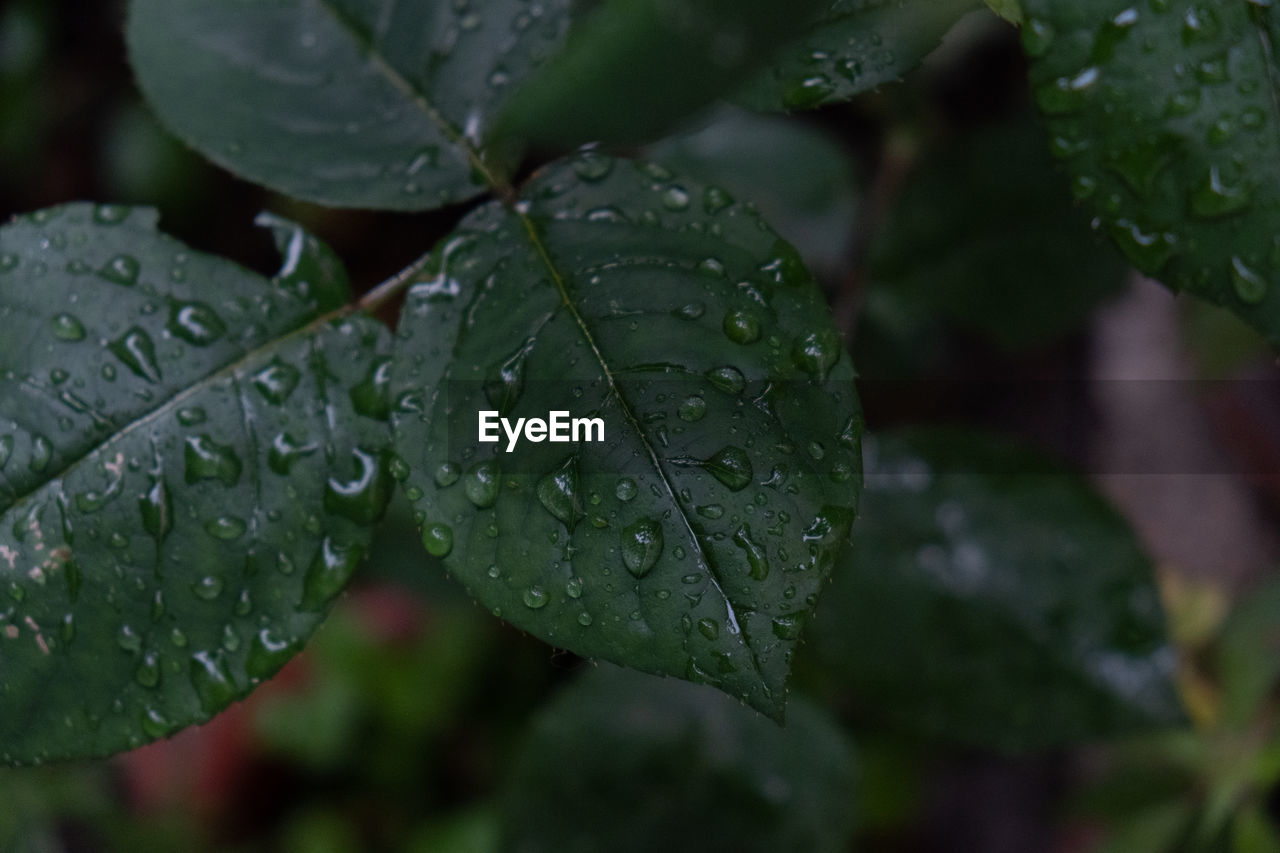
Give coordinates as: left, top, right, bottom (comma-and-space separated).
410, 807, 500, 853
1215, 578, 1280, 730
494, 0, 828, 149
1234, 805, 1280, 853
1096, 801, 1195, 853
645, 107, 861, 279
391, 154, 862, 718
986, 0, 1023, 24
499, 665, 858, 853
0, 0, 52, 169
735, 0, 981, 112
0, 204, 391, 763
1023, 0, 1280, 343
865, 114, 1128, 353
126, 0, 574, 210
809, 428, 1185, 752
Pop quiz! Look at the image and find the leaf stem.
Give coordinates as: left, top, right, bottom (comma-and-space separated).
357, 248, 437, 314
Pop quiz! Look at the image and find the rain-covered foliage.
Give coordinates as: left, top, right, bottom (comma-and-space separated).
2, 0, 1279, 850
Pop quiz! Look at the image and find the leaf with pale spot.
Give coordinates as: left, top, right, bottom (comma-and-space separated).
0, 204, 391, 764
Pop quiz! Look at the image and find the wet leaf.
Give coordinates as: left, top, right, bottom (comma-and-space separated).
0, 204, 391, 763
986, 0, 1024, 24
391, 155, 862, 718
736, 0, 981, 112
810, 428, 1185, 751
500, 665, 858, 853
494, 0, 828, 149
126, 0, 573, 210
646, 107, 861, 280
1023, 0, 1280, 344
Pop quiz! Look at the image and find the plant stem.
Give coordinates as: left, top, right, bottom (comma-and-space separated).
357, 249, 437, 314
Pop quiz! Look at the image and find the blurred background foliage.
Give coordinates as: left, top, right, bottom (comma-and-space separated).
3, 1, 1280, 851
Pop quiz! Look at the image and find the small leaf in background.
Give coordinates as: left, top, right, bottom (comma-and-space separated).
809, 428, 1185, 752
1234, 804, 1280, 853
1023, 0, 1280, 344
0, 0, 51, 172
499, 665, 858, 853
1093, 801, 1194, 853
864, 114, 1129, 356
1215, 578, 1280, 731
1182, 299, 1270, 380
646, 107, 861, 281
409, 807, 500, 853
0, 205, 391, 763
252, 586, 494, 773
99, 99, 214, 216
494, 0, 829, 150
735, 0, 982, 112
985, 0, 1023, 25
0, 764, 118, 850
391, 154, 862, 718
126, 0, 574, 210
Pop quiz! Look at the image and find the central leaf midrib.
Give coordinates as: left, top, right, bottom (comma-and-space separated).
313, 0, 508, 196
3, 304, 350, 515
514, 213, 765, 685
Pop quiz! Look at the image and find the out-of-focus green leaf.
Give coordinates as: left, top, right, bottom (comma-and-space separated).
810, 428, 1186, 752
1183, 299, 1269, 380
1070, 732, 1203, 820
646, 107, 860, 279
1216, 578, 1280, 730
391, 154, 862, 719
495, 0, 828, 149
1234, 805, 1280, 853
867, 115, 1128, 353
0, 765, 113, 849
985, 0, 1022, 24
254, 596, 493, 771
736, 0, 981, 111
500, 665, 858, 853
1096, 801, 1194, 853
410, 807, 500, 853
0, 0, 51, 168
100, 100, 212, 211
280, 809, 363, 853
126, 0, 573, 210
1023, 0, 1280, 344
0, 205, 391, 763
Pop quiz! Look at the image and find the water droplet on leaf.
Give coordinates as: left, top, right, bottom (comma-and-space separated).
621, 518, 663, 578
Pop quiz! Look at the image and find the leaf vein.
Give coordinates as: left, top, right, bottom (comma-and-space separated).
3, 307, 352, 515
312, 0, 511, 198
514, 213, 762, 683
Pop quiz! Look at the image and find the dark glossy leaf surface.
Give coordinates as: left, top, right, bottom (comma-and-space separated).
495, 0, 827, 148
810, 428, 1185, 751
500, 665, 857, 853
736, 0, 981, 111
392, 155, 862, 718
866, 115, 1128, 353
0, 205, 391, 763
1023, 0, 1280, 343
126, 0, 572, 210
